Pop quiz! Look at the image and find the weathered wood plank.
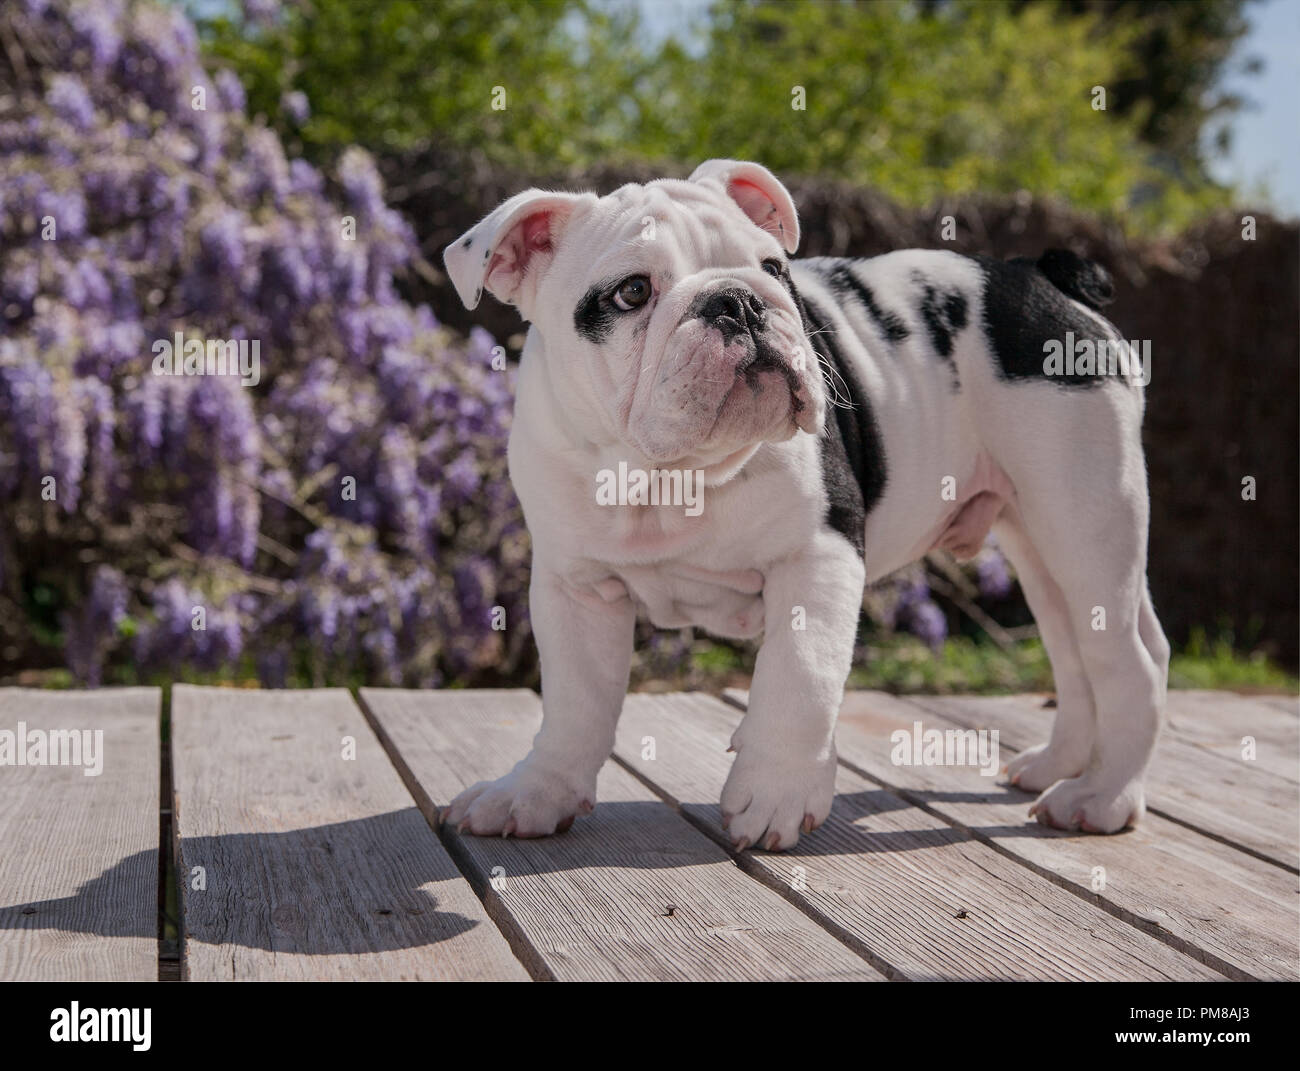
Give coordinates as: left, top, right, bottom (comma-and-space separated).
171, 685, 526, 981
1162, 690, 1299, 783
793, 689, 1298, 980
1258, 695, 1300, 718
359, 688, 882, 981
0, 688, 159, 981
616, 693, 1223, 981
907, 692, 1300, 870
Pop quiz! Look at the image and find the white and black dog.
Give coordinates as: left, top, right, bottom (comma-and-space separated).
440, 159, 1168, 851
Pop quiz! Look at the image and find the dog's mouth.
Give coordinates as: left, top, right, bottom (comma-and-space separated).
625, 296, 824, 461
734, 333, 805, 407
710, 338, 807, 432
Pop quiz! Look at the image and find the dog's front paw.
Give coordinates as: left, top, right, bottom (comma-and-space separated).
1028, 773, 1143, 833
442, 761, 594, 838
719, 747, 835, 852
1005, 742, 1087, 792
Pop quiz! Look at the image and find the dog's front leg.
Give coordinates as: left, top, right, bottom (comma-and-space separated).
443, 564, 635, 837
723, 531, 865, 851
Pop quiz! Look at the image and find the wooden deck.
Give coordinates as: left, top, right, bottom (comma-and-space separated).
0, 685, 1295, 981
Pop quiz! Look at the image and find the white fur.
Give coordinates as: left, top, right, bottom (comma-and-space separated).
440, 161, 1167, 849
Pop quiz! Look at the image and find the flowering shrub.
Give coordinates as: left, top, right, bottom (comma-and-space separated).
0, 0, 1013, 688
0, 0, 529, 686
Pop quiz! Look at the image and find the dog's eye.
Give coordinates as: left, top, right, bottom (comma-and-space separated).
761, 259, 785, 278
611, 275, 652, 311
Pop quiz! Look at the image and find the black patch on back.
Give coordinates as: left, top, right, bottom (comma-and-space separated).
976, 254, 1116, 389
909, 271, 968, 388
824, 263, 910, 343
574, 284, 615, 344
1034, 248, 1114, 311
790, 279, 889, 555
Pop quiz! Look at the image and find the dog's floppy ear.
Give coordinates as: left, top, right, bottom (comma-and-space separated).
443, 188, 595, 310
689, 159, 799, 254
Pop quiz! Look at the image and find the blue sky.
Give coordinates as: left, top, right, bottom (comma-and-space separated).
1206, 0, 1299, 215
631, 0, 1299, 218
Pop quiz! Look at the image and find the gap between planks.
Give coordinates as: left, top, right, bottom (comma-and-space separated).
722, 688, 1297, 980
169, 685, 528, 981
358, 687, 886, 981
905, 691, 1300, 873
612, 693, 1226, 981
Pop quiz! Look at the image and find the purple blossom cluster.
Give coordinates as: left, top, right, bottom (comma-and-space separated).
0, 0, 528, 686
0, 0, 1014, 687
889, 574, 949, 652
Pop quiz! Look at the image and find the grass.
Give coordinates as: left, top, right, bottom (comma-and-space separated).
647, 630, 1297, 697
848, 635, 1054, 695
8, 630, 1296, 696
1168, 628, 1299, 693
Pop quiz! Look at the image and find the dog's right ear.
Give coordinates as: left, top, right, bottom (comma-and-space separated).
443, 189, 595, 312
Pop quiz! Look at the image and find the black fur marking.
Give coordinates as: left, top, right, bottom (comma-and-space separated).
910, 271, 968, 389
977, 253, 1116, 389
791, 280, 888, 555
574, 283, 616, 344
826, 263, 910, 343
1034, 248, 1114, 311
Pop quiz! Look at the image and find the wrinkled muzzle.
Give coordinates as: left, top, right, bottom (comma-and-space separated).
627, 280, 824, 462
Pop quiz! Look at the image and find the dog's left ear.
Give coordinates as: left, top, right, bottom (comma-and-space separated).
689, 159, 800, 254
443, 188, 596, 312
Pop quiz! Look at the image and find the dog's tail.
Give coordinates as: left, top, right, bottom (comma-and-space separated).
1033, 248, 1115, 311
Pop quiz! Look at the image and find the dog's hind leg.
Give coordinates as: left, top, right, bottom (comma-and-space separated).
983, 397, 1163, 833
1138, 584, 1170, 708
993, 504, 1096, 792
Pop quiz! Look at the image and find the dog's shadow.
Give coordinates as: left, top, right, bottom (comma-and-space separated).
0, 808, 486, 956
0, 785, 1080, 957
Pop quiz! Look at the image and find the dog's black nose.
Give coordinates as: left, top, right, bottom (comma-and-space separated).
698, 287, 767, 338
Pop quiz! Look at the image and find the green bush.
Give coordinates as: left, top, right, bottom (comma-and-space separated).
193, 0, 1243, 233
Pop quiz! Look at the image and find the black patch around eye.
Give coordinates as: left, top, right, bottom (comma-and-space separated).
463, 237, 472, 248
826, 263, 910, 343
574, 283, 616, 344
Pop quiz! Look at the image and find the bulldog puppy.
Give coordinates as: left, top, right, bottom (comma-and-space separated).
440, 159, 1168, 851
